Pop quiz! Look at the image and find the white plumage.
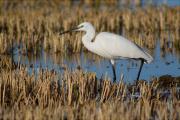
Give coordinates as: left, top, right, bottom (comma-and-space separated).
60, 22, 153, 81
87, 32, 153, 63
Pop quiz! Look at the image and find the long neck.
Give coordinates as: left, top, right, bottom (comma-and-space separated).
82, 27, 95, 52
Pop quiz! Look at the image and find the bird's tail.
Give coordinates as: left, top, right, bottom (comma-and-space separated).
144, 50, 153, 63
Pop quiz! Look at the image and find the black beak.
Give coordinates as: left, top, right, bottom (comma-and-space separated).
59, 26, 83, 35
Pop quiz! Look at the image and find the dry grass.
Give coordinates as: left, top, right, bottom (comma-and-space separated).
0, 1, 180, 119
0, 64, 179, 119
0, 1, 179, 54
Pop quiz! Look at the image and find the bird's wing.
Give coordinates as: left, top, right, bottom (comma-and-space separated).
95, 32, 153, 63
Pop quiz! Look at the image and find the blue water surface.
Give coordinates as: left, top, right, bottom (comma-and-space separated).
13, 39, 180, 83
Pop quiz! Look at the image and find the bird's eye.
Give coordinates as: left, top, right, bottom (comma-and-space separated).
78, 25, 83, 29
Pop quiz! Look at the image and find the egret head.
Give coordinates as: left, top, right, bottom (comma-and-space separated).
59, 22, 93, 35
76, 22, 93, 31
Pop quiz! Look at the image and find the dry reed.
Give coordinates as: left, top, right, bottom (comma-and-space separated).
0, 1, 180, 119
0, 1, 179, 54
0, 64, 179, 119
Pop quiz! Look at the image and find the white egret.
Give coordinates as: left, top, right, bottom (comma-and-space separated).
60, 22, 153, 82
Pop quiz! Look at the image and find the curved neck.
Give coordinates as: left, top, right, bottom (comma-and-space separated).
82, 27, 95, 52
82, 27, 95, 42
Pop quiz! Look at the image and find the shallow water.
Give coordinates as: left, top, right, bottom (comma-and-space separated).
13, 39, 180, 83
141, 0, 180, 7
73, 0, 180, 7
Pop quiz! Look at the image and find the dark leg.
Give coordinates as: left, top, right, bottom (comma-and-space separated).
111, 64, 116, 82
136, 59, 144, 81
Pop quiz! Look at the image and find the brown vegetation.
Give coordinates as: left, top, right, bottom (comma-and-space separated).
0, 0, 179, 54
0, 66, 179, 119
0, 1, 180, 119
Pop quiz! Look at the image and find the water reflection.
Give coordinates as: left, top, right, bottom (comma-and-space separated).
13, 39, 180, 83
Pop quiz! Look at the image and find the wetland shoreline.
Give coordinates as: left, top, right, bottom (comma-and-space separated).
0, 0, 180, 119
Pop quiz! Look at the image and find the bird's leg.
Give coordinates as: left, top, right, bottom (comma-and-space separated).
110, 60, 116, 82
136, 59, 144, 81
112, 65, 116, 82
